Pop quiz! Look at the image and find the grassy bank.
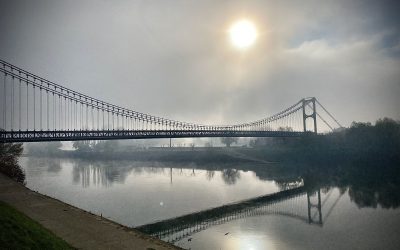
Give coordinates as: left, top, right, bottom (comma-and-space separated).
0, 201, 74, 249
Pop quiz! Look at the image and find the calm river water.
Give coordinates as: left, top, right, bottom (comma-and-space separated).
20, 156, 400, 250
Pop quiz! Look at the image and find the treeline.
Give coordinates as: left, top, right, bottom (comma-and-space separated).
25, 140, 246, 163
25, 117, 400, 164
248, 118, 400, 208
248, 117, 400, 163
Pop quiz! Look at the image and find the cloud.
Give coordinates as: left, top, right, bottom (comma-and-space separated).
0, 0, 399, 129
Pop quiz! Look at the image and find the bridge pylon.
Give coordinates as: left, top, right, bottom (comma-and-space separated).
302, 97, 317, 133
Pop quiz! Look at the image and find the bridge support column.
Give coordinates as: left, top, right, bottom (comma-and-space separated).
302, 97, 317, 133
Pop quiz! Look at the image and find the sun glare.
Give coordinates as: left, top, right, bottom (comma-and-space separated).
229, 20, 257, 49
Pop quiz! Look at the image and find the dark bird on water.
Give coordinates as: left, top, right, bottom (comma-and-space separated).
225, 232, 229, 235
188, 238, 192, 241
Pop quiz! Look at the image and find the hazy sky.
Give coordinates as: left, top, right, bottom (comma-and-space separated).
1, 0, 399, 127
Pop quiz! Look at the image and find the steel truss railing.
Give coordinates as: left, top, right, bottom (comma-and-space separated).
1, 130, 307, 143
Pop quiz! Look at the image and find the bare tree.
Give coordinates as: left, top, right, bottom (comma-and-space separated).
220, 137, 238, 147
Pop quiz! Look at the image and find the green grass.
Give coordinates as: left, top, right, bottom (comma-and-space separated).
0, 201, 74, 250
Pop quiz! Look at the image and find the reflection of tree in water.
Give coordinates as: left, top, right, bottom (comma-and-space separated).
349, 188, 380, 208
221, 169, 240, 185
71, 160, 179, 188
47, 159, 61, 173
206, 170, 215, 181
245, 160, 400, 210
26, 156, 400, 209
337, 167, 400, 209
25, 157, 62, 176
72, 160, 134, 188
276, 161, 400, 210
347, 177, 400, 209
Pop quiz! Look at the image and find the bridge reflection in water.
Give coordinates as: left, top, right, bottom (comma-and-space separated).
137, 186, 342, 244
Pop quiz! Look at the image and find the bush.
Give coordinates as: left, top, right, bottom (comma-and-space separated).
0, 142, 25, 184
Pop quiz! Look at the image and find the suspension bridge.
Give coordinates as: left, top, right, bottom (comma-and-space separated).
0, 59, 342, 143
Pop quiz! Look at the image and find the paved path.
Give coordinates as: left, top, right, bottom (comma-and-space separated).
0, 173, 180, 250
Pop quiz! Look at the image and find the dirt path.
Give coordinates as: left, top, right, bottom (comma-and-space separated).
0, 173, 180, 250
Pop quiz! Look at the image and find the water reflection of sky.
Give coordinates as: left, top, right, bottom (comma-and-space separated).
19, 157, 400, 250
20, 157, 281, 226
172, 188, 400, 250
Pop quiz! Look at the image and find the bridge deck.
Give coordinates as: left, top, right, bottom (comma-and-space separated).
0, 130, 308, 143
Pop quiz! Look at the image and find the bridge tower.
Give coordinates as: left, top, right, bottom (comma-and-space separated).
302, 97, 317, 133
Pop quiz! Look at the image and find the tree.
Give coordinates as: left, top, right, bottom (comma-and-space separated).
92, 140, 119, 153
72, 141, 92, 152
46, 141, 62, 153
0, 142, 25, 184
278, 126, 293, 132
27, 141, 62, 155
220, 137, 238, 147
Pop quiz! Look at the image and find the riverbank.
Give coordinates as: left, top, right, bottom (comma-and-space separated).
27, 146, 258, 163
0, 201, 74, 249
0, 173, 180, 250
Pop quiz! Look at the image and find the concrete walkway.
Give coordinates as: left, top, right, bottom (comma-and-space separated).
0, 173, 180, 250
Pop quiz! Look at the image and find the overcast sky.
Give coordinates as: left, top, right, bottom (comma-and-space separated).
0, 0, 399, 127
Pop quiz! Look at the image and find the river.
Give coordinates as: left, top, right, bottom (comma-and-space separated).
20, 156, 400, 250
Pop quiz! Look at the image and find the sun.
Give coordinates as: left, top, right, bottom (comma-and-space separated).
229, 19, 257, 49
